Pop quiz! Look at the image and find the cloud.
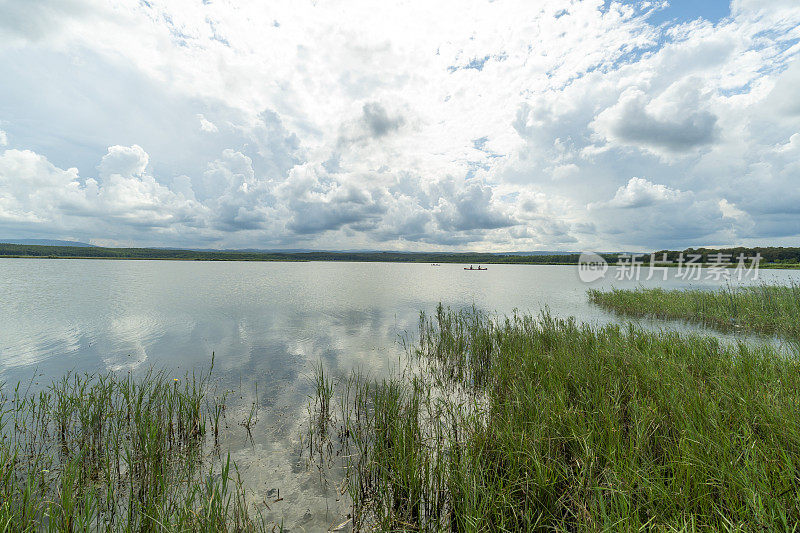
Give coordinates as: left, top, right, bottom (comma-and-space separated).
434, 182, 515, 232
592, 88, 718, 156
0, 130, 6, 146
586, 178, 756, 249
97, 144, 149, 179
248, 110, 302, 178
1, 1, 800, 250
201, 149, 274, 232
361, 103, 404, 138
593, 177, 685, 209
372, 197, 432, 242
278, 164, 386, 235
0, 149, 80, 224
0, 0, 100, 43
0, 146, 205, 238
775, 133, 800, 154
198, 114, 218, 133
551, 163, 579, 181
337, 102, 405, 147
766, 60, 800, 117
718, 198, 748, 221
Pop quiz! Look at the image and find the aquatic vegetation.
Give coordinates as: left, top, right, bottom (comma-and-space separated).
306, 361, 336, 465
0, 362, 270, 531
315, 305, 800, 530
589, 283, 800, 340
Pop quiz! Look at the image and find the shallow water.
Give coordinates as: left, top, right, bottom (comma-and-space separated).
1, 259, 798, 528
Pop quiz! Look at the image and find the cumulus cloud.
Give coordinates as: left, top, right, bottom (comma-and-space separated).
718, 198, 748, 221
197, 114, 218, 133
0, 149, 80, 224
248, 110, 301, 178
586, 178, 751, 249
1, 0, 800, 250
766, 60, 800, 117
361, 103, 404, 139
551, 163, 579, 181
0, 146, 205, 239
278, 164, 386, 235
776, 133, 800, 154
591, 88, 718, 156
97, 144, 149, 179
593, 177, 685, 209
435, 182, 515, 232
202, 149, 274, 232
337, 102, 405, 148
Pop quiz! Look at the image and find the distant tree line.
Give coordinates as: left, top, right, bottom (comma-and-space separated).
652, 247, 800, 264
1, 242, 796, 264
0, 243, 608, 264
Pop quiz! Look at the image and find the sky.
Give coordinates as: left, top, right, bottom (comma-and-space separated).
0, 0, 799, 252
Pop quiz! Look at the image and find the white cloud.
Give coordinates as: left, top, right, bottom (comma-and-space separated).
0, 130, 6, 146
0, 0, 102, 44
0, 1, 799, 250
551, 164, 579, 181
584, 178, 753, 249
198, 114, 218, 133
97, 144, 149, 179
591, 87, 718, 157
0, 146, 205, 238
718, 198, 748, 221
594, 177, 685, 209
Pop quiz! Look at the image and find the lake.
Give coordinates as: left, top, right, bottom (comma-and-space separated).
2, 259, 798, 528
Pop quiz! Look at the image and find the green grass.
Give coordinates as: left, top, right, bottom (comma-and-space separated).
0, 360, 270, 531
313, 305, 800, 531
589, 283, 800, 340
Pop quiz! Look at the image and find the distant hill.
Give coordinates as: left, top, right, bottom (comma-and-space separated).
3, 242, 780, 264
495, 251, 579, 256
223, 249, 582, 255
0, 242, 603, 264
0, 239, 95, 247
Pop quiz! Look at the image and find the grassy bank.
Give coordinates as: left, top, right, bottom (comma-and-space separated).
589, 284, 800, 340
0, 363, 268, 531
313, 306, 800, 530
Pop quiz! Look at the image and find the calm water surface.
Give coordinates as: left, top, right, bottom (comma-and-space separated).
2, 259, 798, 528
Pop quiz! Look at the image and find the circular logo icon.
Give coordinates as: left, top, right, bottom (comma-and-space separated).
578, 252, 608, 283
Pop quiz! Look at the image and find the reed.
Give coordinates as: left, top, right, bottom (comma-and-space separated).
588, 282, 800, 340
306, 361, 336, 465
315, 305, 800, 530
0, 361, 270, 531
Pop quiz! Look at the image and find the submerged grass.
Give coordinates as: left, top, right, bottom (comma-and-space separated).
316, 305, 800, 531
588, 283, 800, 340
0, 358, 270, 531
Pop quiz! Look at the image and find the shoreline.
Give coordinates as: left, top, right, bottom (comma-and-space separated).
1, 255, 798, 268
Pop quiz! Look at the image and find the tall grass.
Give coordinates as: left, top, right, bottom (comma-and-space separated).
588, 283, 800, 340
0, 360, 269, 531
316, 305, 800, 530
